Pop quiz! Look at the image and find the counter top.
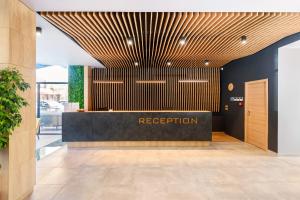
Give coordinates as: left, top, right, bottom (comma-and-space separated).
62, 111, 212, 142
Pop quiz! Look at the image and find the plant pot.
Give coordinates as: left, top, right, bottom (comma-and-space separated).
0, 148, 9, 200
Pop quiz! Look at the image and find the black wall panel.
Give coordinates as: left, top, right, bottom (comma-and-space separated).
221, 32, 300, 152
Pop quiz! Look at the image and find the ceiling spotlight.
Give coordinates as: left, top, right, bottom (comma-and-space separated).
167, 61, 172, 66
204, 60, 210, 66
179, 37, 187, 46
36, 27, 42, 36
240, 35, 247, 45
134, 62, 139, 66
221, 67, 224, 71
127, 37, 134, 46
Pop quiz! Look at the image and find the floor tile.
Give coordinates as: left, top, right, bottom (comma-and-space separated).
29, 133, 300, 200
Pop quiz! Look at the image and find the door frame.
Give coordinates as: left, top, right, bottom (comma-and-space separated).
244, 79, 269, 150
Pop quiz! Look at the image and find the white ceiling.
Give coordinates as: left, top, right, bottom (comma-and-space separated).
23, 0, 300, 12
36, 14, 103, 67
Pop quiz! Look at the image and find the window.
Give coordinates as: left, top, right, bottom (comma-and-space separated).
36, 65, 68, 135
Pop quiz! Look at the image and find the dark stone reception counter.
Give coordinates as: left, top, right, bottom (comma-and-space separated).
62, 111, 212, 142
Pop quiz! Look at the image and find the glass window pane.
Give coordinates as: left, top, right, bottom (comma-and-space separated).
39, 84, 68, 135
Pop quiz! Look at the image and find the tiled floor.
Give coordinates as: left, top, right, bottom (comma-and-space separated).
26, 133, 300, 200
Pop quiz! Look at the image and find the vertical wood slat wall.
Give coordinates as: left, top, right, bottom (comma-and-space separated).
91, 67, 220, 112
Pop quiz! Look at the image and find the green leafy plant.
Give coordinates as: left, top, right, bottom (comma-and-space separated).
0, 68, 30, 149
68, 65, 84, 109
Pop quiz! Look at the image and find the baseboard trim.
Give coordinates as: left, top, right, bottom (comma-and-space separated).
67, 141, 211, 148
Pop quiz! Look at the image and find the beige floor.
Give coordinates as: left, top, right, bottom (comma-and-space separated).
26, 133, 300, 200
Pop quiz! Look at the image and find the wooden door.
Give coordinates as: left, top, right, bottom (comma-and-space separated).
245, 79, 268, 150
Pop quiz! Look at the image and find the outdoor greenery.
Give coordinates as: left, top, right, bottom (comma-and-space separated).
68, 65, 84, 109
0, 68, 30, 149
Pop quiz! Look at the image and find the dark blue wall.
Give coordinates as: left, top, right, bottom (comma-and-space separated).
221, 32, 300, 152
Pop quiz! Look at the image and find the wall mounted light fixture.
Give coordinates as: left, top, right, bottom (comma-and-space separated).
136, 80, 166, 84
93, 80, 124, 84
178, 80, 208, 83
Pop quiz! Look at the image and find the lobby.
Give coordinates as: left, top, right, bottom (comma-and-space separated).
1, 0, 300, 200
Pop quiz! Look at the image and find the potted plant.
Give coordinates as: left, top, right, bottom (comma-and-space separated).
0, 68, 30, 200
0, 68, 30, 150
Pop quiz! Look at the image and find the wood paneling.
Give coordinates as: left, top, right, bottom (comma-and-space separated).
0, 0, 36, 200
91, 67, 220, 111
84, 66, 93, 110
67, 132, 236, 147
245, 79, 268, 150
40, 12, 300, 68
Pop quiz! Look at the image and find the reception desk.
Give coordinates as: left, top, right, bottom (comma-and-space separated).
62, 111, 212, 147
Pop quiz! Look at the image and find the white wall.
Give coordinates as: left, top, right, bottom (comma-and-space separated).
278, 47, 300, 155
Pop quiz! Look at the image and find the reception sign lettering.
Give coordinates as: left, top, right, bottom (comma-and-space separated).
138, 117, 198, 125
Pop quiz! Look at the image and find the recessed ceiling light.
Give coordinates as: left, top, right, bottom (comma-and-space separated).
134, 62, 139, 66
36, 27, 42, 36
240, 35, 247, 45
167, 61, 172, 66
204, 60, 210, 66
179, 37, 187, 46
127, 37, 134, 46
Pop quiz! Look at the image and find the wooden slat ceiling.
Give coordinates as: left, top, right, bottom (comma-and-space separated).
40, 12, 300, 68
